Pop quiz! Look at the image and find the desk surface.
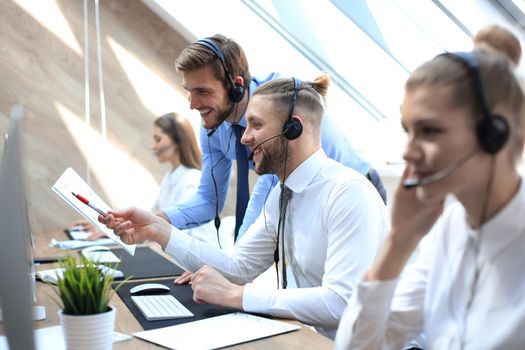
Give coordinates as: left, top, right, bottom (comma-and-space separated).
9, 228, 334, 349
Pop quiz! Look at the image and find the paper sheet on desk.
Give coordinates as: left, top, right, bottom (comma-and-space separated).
52, 168, 135, 255
133, 312, 300, 350
67, 229, 91, 240
50, 238, 115, 250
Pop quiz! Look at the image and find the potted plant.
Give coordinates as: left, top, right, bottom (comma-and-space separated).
53, 255, 123, 350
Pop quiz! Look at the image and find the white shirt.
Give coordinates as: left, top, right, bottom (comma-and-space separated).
166, 149, 388, 338
152, 165, 218, 246
335, 177, 525, 350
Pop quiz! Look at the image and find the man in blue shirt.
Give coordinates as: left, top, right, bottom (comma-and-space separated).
162, 34, 386, 241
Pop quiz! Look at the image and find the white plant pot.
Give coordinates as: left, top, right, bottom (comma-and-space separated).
59, 306, 116, 350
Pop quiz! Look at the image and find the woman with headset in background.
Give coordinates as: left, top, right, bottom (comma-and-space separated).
69, 113, 219, 247
335, 49, 525, 349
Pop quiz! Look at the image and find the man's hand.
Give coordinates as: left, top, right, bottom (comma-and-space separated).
69, 219, 106, 240
98, 207, 172, 249
191, 265, 244, 309
153, 210, 170, 223
69, 219, 91, 230
174, 271, 193, 285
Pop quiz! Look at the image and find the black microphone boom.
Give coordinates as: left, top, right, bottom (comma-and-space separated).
248, 132, 285, 161
403, 149, 479, 189
207, 127, 218, 137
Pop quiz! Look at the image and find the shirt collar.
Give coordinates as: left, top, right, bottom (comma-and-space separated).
283, 149, 327, 194
475, 177, 525, 263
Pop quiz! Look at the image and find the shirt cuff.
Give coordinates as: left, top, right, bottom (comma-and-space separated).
355, 279, 399, 314
164, 226, 193, 264
242, 283, 273, 313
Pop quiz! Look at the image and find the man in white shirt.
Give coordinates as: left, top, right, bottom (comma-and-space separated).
101, 74, 388, 338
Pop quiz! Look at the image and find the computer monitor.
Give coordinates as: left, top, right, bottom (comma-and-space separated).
0, 105, 36, 349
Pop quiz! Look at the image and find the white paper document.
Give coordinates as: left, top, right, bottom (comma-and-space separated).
133, 312, 300, 350
67, 229, 91, 240
35, 265, 124, 285
81, 246, 121, 263
50, 238, 115, 250
52, 168, 135, 255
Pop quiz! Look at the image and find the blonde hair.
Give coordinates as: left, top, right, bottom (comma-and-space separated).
474, 24, 522, 66
406, 51, 525, 163
252, 73, 330, 128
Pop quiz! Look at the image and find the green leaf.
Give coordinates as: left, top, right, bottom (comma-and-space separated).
51, 255, 123, 315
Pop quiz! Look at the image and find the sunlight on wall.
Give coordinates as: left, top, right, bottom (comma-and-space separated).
55, 101, 159, 210
14, 0, 82, 56
106, 36, 202, 138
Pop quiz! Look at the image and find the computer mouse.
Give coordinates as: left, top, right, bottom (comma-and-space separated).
129, 283, 171, 295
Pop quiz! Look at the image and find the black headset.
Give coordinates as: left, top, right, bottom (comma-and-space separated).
442, 52, 509, 155
282, 77, 303, 140
195, 38, 245, 103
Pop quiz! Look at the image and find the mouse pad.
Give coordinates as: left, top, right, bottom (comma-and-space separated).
105, 246, 184, 280
115, 279, 238, 330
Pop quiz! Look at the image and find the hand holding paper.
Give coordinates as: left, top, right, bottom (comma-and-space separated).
99, 207, 172, 250
52, 168, 136, 255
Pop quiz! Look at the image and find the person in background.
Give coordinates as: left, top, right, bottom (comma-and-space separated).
69, 113, 219, 247
159, 34, 387, 244
99, 74, 388, 339
334, 50, 525, 349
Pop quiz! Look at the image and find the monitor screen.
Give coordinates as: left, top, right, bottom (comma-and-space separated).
0, 105, 36, 349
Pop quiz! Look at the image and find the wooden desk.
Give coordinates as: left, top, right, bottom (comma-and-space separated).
25, 229, 334, 349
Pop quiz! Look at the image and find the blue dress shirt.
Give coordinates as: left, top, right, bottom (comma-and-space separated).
166, 72, 371, 238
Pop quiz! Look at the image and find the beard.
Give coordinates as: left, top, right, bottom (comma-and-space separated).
254, 136, 289, 176
204, 101, 236, 130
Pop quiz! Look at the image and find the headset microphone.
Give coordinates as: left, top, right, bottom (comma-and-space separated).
247, 131, 286, 161
403, 149, 479, 189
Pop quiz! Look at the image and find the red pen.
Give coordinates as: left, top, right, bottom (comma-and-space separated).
71, 192, 108, 217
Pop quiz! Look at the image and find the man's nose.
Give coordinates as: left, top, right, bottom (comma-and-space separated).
240, 128, 252, 145
188, 92, 199, 110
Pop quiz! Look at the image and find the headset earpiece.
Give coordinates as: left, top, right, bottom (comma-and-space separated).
443, 52, 510, 155
476, 114, 509, 154
283, 117, 303, 140
195, 38, 245, 103
283, 77, 303, 140
230, 81, 244, 103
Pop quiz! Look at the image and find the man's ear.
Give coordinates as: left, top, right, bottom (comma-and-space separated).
233, 76, 244, 87
282, 115, 303, 140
